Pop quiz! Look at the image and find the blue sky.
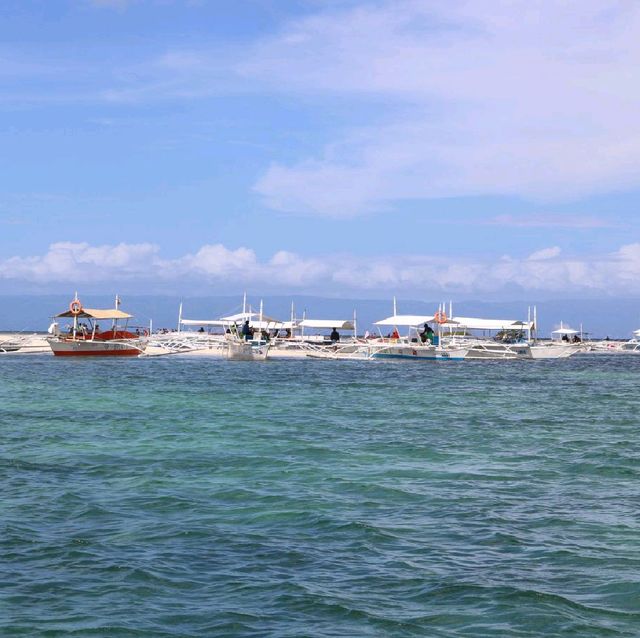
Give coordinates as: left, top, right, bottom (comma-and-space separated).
1, 0, 639, 299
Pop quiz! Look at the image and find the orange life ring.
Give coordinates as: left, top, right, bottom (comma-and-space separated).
434, 310, 447, 324
69, 299, 83, 315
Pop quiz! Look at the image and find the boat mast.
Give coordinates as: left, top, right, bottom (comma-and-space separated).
259, 299, 264, 338
73, 290, 79, 338
113, 294, 120, 332
177, 302, 183, 333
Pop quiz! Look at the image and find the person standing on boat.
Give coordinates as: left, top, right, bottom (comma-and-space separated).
330, 327, 340, 342
241, 320, 252, 341
420, 323, 435, 344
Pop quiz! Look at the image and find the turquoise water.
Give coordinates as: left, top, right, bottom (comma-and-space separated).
2, 355, 640, 637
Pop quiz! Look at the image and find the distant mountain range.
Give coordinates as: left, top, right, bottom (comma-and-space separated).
1, 294, 638, 339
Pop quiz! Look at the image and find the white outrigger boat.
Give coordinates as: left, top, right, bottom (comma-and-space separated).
441, 316, 533, 359
529, 320, 586, 359
370, 314, 468, 360
144, 301, 273, 361
47, 296, 147, 357
272, 318, 358, 359
307, 312, 468, 361
219, 310, 272, 361
0, 332, 50, 354
619, 329, 640, 353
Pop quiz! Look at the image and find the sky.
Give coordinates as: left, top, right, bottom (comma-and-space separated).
1, 0, 640, 301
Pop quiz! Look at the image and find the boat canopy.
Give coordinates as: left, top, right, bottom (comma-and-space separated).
56, 308, 133, 320
451, 316, 533, 331
299, 319, 355, 330
180, 319, 229, 327
220, 312, 280, 323
633, 329, 640, 337
220, 312, 256, 322
181, 315, 285, 330
250, 321, 284, 330
375, 314, 442, 327
551, 326, 579, 335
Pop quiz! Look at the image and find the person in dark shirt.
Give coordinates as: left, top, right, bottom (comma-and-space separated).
420, 323, 435, 343
330, 327, 340, 342
241, 320, 252, 340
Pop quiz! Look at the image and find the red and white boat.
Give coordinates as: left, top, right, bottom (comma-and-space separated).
47, 296, 147, 357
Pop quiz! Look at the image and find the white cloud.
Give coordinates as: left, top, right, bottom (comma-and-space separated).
0, 242, 160, 282
2, 240, 640, 296
244, 0, 640, 215
527, 247, 561, 261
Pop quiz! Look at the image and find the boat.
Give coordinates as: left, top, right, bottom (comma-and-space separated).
271, 317, 358, 359
223, 333, 270, 361
144, 301, 274, 360
306, 308, 468, 362
619, 329, 640, 353
368, 313, 468, 361
0, 332, 51, 354
441, 316, 533, 359
216, 310, 272, 361
47, 296, 147, 357
143, 330, 226, 356
529, 321, 586, 359
529, 342, 582, 359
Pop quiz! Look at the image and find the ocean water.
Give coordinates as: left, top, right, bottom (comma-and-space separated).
2, 355, 639, 637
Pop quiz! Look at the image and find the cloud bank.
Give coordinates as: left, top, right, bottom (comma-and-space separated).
2, 241, 640, 297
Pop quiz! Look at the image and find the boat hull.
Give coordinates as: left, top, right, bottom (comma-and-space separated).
225, 340, 270, 361
530, 344, 582, 359
464, 343, 531, 360
372, 345, 467, 361
48, 338, 144, 356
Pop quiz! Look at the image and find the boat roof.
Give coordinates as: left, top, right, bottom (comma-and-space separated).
220, 312, 279, 323
375, 314, 440, 327
182, 313, 285, 329
180, 319, 229, 327
56, 308, 133, 320
220, 312, 256, 322
452, 316, 532, 331
551, 326, 579, 335
299, 319, 354, 330
634, 329, 640, 337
